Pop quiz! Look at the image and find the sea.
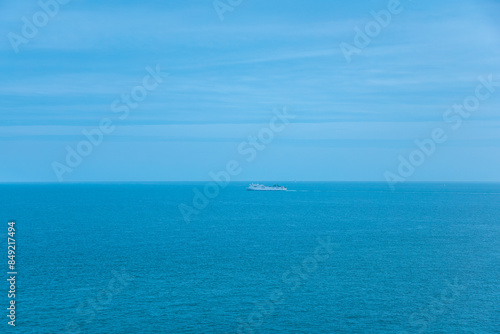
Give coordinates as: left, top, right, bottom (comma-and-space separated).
1, 182, 499, 333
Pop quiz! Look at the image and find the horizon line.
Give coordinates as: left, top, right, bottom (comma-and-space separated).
1, 181, 500, 184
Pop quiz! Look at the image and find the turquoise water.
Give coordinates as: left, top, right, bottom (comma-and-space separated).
1, 182, 499, 333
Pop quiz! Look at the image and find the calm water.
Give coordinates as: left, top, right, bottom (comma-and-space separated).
1, 182, 499, 333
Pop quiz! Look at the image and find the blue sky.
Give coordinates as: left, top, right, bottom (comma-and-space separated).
1, 0, 499, 182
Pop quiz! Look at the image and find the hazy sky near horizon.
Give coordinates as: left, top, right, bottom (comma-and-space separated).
1, 0, 499, 182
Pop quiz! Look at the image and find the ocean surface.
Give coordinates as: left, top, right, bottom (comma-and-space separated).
1, 182, 499, 333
